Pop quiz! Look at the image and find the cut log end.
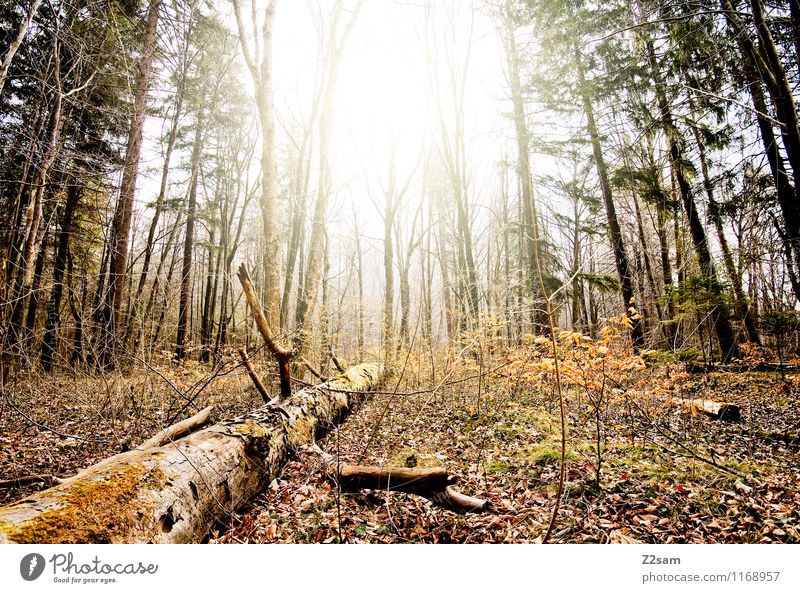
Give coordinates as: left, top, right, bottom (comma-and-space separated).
442, 486, 490, 513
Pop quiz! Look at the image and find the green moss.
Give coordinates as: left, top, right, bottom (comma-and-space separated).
234, 419, 271, 438
521, 444, 577, 466
335, 363, 383, 391
494, 423, 524, 442
508, 407, 557, 434
484, 460, 510, 473
234, 421, 274, 457
530, 448, 560, 465
286, 416, 315, 445
0, 458, 166, 544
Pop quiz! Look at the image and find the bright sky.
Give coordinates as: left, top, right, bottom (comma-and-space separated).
267, 0, 513, 235
134, 0, 544, 237
132, 1, 574, 319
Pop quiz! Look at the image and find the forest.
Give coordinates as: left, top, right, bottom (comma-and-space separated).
0, 0, 799, 545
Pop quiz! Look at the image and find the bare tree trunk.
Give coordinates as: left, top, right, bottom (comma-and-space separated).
102, 0, 162, 366
294, 1, 362, 361
175, 114, 205, 360
41, 174, 81, 370
23, 229, 48, 353
436, 230, 455, 341
687, 88, 761, 344
723, 7, 800, 303
576, 48, 644, 351
355, 222, 365, 357
232, 0, 280, 330
2, 94, 43, 304
67, 258, 86, 367
501, 5, 546, 333
199, 226, 220, 364
0, 0, 43, 97
570, 192, 583, 331
721, 0, 800, 297
238, 264, 293, 400
632, 191, 665, 336
383, 174, 396, 358
127, 26, 191, 347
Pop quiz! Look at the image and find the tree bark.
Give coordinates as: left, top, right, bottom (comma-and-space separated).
127, 26, 190, 348
8, 69, 64, 352
686, 88, 761, 345
40, 173, 81, 370
102, 0, 162, 366
232, 0, 280, 330
720, 0, 800, 300
502, 6, 546, 333
338, 466, 487, 512
237, 263, 293, 399
0, 363, 382, 543
383, 170, 396, 357
237, 348, 271, 404
175, 113, 205, 360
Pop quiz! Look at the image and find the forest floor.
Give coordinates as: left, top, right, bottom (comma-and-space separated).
1, 353, 799, 543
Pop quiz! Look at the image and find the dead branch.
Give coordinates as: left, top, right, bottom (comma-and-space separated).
237, 348, 271, 403
137, 406, 213, 450
237, 263, 294, 399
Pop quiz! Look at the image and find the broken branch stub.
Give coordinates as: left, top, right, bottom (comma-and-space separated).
237, 263, 293, 400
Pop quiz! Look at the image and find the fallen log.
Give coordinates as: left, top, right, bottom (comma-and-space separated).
137, 406, 213, 450
685, 362, 799, 374
0, 363, 382, 544
673, 398, 741, 422
339, 465, 453, 495
340, 466, 488, 512
306, 446, 489, 512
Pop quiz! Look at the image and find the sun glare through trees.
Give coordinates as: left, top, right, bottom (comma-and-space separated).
0, 0, 799, 549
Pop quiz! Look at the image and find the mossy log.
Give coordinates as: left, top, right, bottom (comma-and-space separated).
0, 363, 382, 544
674, 398, 741, 422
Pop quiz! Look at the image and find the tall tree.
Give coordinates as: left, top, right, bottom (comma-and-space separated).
293, 0, 363, 360
575, 47, 644, 350
101, 0, 162, 366
231, 0, 280, 330
0, 0, 43, 97
636, 0, 740, 361
499, 2, 547, 334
